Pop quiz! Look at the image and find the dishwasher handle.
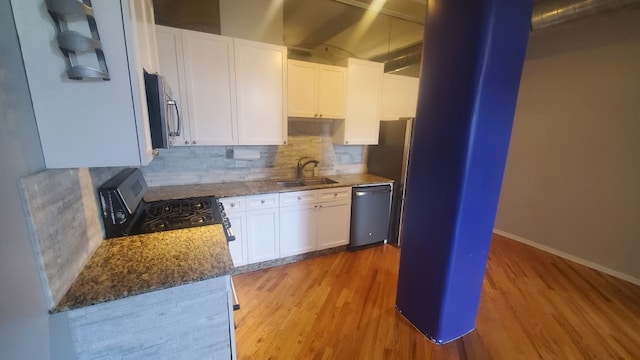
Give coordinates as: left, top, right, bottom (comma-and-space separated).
354, 186, 391, 197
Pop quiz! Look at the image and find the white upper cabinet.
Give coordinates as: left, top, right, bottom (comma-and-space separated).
156, 26, 236, 146
11, 0, 158, 168
287, 60, 346, 119
333, 58, 384, 145
155, 27, 287, 146
380, 74, 420, 120
182, 30, 237, 146
234, 39, 288, 145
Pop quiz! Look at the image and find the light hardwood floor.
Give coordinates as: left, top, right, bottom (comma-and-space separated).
233, 234, 640, 359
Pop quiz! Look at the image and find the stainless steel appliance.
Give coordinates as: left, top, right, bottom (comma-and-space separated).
98, 168, 239, 309
144, 71, 181, 149
367, 118, 414, 246
349, 185, 392, 248
98, 168, 234, 241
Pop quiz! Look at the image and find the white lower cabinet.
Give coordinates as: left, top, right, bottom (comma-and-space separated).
223, 187, 351, 265
279, 191, 319, 257
219, 197, 248, 267
317, 199, 352, 250
279, 187, 352, 256
245, 194, 280, 263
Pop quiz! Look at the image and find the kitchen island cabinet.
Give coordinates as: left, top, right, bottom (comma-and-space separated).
51, 225, 236, 359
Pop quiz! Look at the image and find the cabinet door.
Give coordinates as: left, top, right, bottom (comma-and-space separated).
156, 25, 192, 146
226, 212, 248, 266
317, 200, 352, 250
234, 39, 287, 145
333, 58, 384, 145
287, 60, 317, 118
182, 30, 237, 145
219, 197, 247, 266
246, 208, 280, 263
381, 74, 419, 120
280, 204, 318, 257
317, 64, 346, 119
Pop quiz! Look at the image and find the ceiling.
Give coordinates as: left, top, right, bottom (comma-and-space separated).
153, 0, 426, 75
152, 0, 640, 77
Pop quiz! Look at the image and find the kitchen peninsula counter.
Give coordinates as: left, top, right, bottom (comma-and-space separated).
143, 173, 393, 202
53, 224, 233, 313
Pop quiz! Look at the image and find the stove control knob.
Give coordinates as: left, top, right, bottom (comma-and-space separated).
115, 210, 126, 224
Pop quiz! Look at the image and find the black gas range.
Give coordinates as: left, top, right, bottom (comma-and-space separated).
98, 168, 240, 311
98, 168, 235, 241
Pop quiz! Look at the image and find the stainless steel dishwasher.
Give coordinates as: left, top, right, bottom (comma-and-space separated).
349, 184, 392, 249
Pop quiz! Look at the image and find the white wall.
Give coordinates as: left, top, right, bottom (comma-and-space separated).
0, 1, 74, 358
495, 10, 640, 282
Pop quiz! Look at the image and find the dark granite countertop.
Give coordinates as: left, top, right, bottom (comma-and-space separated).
144, 173, 393, 201
53, 225, 233, 313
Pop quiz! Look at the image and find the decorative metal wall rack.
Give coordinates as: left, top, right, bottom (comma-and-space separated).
45, 0, 110, 80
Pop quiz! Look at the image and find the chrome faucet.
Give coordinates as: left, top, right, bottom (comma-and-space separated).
296, 157, 319, 180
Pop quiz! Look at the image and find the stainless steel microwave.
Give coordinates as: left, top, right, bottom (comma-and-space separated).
144, 71, 180, 148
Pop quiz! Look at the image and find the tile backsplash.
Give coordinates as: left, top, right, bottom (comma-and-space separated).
20, 167, 122, 309
141, 119, 367, 186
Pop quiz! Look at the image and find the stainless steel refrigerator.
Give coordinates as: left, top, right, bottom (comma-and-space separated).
367, 118, 414, 247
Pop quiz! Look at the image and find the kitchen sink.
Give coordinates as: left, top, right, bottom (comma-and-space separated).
302, 178, 338, 186
276, 180, 306, 187
276, 178, 338, 187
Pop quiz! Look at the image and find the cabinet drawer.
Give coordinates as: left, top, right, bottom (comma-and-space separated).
279, 190, 317, 206
317, 187, 352, 203
219, 196, 245, 213
246, 193, 279, 210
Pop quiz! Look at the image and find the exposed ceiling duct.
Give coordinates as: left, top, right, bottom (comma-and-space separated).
379, 0, 640, 73
531, 0, 640, 30
369, 42, 423, 74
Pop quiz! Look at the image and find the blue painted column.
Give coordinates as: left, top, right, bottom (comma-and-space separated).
395, 0, 533, 344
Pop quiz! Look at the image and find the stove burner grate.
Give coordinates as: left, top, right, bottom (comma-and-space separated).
137, 197, 219, 233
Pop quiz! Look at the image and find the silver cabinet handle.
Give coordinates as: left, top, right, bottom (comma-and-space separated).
192, 140, 197, 144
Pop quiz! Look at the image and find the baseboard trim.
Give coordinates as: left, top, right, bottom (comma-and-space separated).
492, 229, 640, 287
